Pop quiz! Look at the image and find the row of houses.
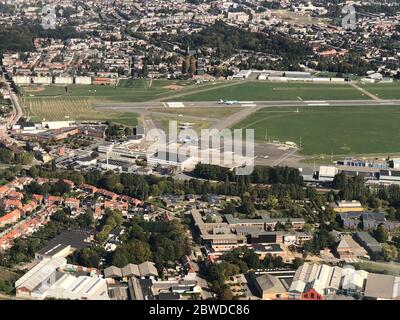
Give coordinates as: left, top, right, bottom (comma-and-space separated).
0, 205, 57, 251
13, 75, 117, 86
0, 177, 144, 252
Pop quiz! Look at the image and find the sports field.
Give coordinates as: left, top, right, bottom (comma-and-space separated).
360, 82, 400, 99
172, 82, 370, 101
234, 105, 400, 155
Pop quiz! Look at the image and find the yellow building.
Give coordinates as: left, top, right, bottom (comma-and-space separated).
333, 200, 363, 213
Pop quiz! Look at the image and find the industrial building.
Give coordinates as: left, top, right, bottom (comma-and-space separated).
15, 257, 109, 300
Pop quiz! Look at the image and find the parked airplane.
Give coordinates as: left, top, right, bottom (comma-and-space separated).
179, 123, 195, 129
219, 99, 240, 105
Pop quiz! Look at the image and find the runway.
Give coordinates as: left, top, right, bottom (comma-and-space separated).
93, 99, 400, 110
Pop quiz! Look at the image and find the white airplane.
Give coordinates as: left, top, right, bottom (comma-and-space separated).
219, 99, 239, 105
179, 123, 195, 129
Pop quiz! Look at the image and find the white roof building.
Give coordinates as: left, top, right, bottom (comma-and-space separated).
15, 257, 67, 299
341, 265, 368, 292
15, 257, 110, 300
46, 274, 110, 300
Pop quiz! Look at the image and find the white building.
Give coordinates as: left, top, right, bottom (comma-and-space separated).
45, 274, 110, 300
147, 151, 196, 171
318, 166, 339, 182
54, 76, 74, 85
15, 257, 110, 300
15, 257, 67, 299
75, 76, 92, 85
33, 76, 53, 85
233, 70, 252, 79
13, 76, 32, 85
42, 121, 76, 130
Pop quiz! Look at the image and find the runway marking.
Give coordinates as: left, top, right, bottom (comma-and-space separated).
307, 103, 330, 106
242, 104, 257, 107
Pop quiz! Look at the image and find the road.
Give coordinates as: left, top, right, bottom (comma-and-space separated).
349, 82, 381, 101
0, 77, 24, 144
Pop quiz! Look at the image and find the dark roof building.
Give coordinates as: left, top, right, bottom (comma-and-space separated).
354, 232, 382, 253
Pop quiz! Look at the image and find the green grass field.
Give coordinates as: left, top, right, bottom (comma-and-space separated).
23, 97, 137, 126
172, 82, 370, 101
361, 82, 400, 99
20, 79, 209, 102
234, 105, 400, 155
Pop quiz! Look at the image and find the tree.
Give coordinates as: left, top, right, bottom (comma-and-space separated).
373, 224, 389, 243
0, 148, 13, 164
219, 288, 234, 300
189, 56, 197, 75
382, 244, 398, 262
292, 257, 304, 269
223, 202, 236, 215
16, 152, 34, 165
182, 56, 190, 74
51, 159, 56, 171
240, 198, 256, 217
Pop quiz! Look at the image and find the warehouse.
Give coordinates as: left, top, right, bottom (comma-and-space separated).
35, 230, 94, 260
147, 151, 197, 171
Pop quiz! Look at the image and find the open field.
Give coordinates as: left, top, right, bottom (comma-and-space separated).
356, 260, 400, 276
20, 79, 219, 102
23, 96, 137, 126
0, 266, 18, 282
361, 82, 400, 99
172, 82, 370, 102
271, 9, 330, 25
233, 105, 400, 155
20, 80, 371, 104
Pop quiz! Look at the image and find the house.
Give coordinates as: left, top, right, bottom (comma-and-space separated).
335, 235, 368, 261
80, 184, 98, 194
46, 196, 63, 205
32, 194, 44, 204
301, 288, 324, 300
7, 191, 24, 200
0, 198, 22, 210
0, 185, 10, 197
0, 209, 21, 227
21, 201, 38, 215
64, 198, 80, 210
